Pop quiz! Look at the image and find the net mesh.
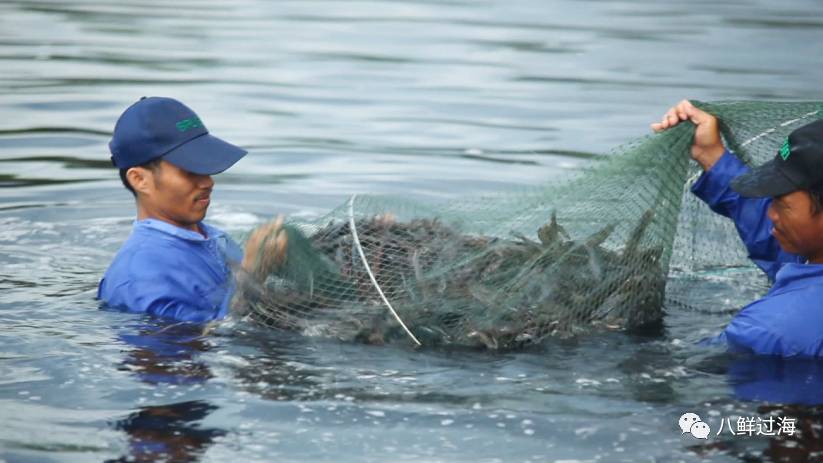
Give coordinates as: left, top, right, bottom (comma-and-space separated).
238, 101, 823, 348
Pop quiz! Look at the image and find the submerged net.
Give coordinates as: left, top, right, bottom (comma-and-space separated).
238, 101, 822, 348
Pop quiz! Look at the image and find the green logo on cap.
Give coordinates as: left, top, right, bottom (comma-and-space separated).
779, 138, 791, 161
176, 117, 202, 132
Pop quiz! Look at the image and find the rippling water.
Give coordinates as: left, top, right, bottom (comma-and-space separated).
3, 0, 823, 461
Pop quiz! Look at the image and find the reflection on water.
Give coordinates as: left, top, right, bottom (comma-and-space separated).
2, 0, 823, 461
728, 356, 823, 406
110, 323, 221, 462
119, 323, 214, 386
756, 405, 823, 461
110, 400, 224, 463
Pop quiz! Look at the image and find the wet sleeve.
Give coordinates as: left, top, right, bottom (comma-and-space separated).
690, 150, 800, 281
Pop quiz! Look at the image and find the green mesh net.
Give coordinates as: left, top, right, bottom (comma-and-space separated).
237, 101, 823, 349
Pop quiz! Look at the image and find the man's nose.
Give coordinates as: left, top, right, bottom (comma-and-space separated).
198, 174, 214, 189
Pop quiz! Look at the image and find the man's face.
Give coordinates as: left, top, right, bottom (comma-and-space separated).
137, 160, 214, 230
767, 190, 823, 262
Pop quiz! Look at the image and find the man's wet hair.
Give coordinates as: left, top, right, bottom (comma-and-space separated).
119, 158, 162, 197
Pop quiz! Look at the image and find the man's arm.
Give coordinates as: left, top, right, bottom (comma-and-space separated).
652, 100, 800, 279
651, 99, 726, 170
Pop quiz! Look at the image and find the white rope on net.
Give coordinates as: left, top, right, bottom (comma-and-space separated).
348, 194, 422, 347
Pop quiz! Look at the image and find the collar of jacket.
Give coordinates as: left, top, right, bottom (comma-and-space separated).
133, 218, 225, 242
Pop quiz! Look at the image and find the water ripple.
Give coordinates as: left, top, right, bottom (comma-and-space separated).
1, 0, 823, 461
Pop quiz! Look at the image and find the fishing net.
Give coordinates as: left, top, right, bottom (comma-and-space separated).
236, 101, 822, 349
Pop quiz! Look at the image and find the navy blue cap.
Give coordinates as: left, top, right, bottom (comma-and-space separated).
109, 97, 247, 175
731, 119, 823, 198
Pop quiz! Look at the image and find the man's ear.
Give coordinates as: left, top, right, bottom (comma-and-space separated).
126, 167, 154, 196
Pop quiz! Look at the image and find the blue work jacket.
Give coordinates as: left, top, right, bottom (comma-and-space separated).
98, 219, 243, 323
692, 150, 823, 357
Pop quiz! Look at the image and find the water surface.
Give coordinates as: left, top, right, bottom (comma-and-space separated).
2, 0, 823, 461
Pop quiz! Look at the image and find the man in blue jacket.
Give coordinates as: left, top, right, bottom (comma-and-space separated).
653, 100, 823, 357
98, 97, 286, 323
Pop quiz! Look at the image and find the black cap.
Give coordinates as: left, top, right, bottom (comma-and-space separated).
731, 119, 823, 198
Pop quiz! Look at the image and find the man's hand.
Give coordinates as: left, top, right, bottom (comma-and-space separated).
651, 99, 726, 171
242, 215, 288, 283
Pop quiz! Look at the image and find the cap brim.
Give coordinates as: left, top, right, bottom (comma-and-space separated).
730, 158, 797, 198
162, 133, 247, 175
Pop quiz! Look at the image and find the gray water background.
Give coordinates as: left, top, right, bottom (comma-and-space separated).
2, 0, 823, 461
